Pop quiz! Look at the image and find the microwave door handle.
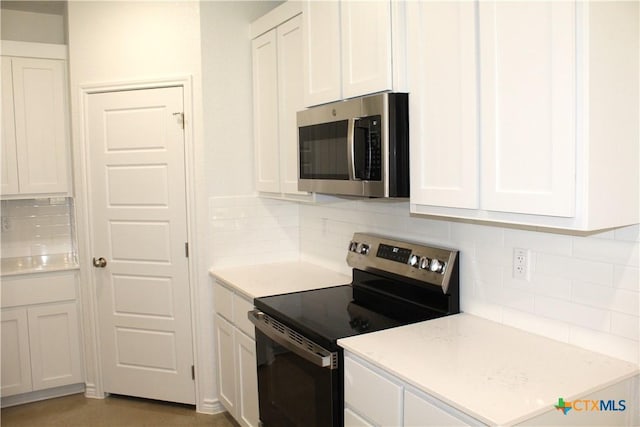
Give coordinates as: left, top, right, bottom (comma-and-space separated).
347, 118, 357, 181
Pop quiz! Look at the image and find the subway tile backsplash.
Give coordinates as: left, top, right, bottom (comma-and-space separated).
0, 197, 76, 259
296, 198, 640, 364
209, 195, 299, 268
208, 195, 639, 364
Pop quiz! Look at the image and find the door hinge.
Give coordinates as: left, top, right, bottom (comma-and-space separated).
173, 112, 185, 129
191, 365, 195, 380
185, 242, 189, 258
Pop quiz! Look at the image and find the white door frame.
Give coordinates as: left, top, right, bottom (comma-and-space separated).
72, 76, 202, 408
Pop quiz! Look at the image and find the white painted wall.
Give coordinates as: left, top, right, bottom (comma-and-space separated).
66, 0, 212, 411
201, 0, 281, 197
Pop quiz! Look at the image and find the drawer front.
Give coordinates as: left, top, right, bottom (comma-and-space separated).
214, 282, 234, 322
344, 356, 402, 426
344, 408, 374, 427
404, 389, 470, 427
233, 294, 255, 339
1, 271, 76, 308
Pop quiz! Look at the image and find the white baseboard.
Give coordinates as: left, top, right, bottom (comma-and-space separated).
1, 383, 85, 408
197, 397, 226, 415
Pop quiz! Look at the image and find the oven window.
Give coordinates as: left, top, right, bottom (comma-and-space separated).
299, 120, 349, 180
256, 331, 337, 427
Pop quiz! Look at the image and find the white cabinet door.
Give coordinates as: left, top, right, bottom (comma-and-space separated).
341, 0, 392, 99
253, 29, 280, 193
277, 15, 305, 195
407, 1, 479, 209
479, 1, 576, 217
1, 57, 19, 195
303, 0, 341, 106
404, 389, 470, 427
11, 57, 69, 195
216, 314, 237, 415
1, 308, 32, 396
235, 330, 259, 427
27, 301, 82, 391
344, 356, 402, 427
344, 408, 374, 427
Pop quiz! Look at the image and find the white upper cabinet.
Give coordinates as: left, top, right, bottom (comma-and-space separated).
303, 0, 404, 106
408, 1, 639, 231
302, 0, 342, 107
277, 15, 306, 195
252, 29, 280, 193
1, 57, 19, 195
1, 54, 70, 197
252, 3, 308, 198
479, 1, 576, 217
340, 1, 392, 99
407, 1, 479, 209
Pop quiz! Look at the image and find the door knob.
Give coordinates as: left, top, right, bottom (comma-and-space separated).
92, 257, 108, 268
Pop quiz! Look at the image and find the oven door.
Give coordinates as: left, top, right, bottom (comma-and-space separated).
249, 310, 341, 427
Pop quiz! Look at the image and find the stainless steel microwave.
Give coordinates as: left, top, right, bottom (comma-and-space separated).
297, 92, 409, 198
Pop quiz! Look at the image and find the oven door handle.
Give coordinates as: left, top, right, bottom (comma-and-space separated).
249, 309, 337, 370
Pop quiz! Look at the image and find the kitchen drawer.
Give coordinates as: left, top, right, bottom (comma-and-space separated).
233, 294, 255, 339
1, 271, 76, 308
404, 388, 469, 427
214, 282, 234, 322
344, 408, 374, 427
344, 356, 402, 426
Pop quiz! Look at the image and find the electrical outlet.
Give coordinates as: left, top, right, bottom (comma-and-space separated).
1, 216, 9, 232
513, 248, 530, 280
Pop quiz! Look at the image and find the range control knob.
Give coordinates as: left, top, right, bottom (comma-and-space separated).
419, 256, 431, 270
408, 254, 419, 267
348, 241, 358, 252
357, 243, 370, 255
429, 259, 446, 274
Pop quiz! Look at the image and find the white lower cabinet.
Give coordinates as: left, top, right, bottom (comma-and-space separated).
1, 308, 32, 396
214, 282, 259, 427
404, 389, 470, 427
344, 353, 480, 427
1, 272, 82, 398
344, 355, 402, 426
344, 408, 374, 427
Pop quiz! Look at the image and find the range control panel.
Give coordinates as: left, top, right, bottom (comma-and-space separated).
347, 233, 458, 293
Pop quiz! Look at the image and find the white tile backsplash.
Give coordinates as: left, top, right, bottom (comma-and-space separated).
297, 198, 639, 364
1, 198, 76, 259
208, 195, 299, 268
209, 195, 640, 364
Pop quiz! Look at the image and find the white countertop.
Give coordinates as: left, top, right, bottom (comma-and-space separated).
1, 253, 79, 276
338, 313, 639, 426
209, 261, 351, 300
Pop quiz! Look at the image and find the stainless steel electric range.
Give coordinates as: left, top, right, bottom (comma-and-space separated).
249, 233, 460, 427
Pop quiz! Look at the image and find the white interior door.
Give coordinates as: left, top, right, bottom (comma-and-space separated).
87, 86, 195, 404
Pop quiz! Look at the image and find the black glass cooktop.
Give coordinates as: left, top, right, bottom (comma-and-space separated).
254, 285, 398, 350
253, 271, 449, 351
